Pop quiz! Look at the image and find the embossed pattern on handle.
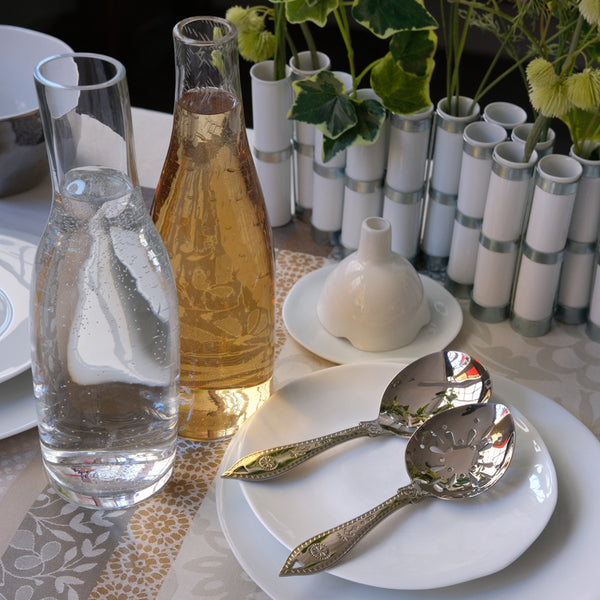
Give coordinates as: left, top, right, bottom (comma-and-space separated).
221, 419, 389, 480
279, 482, 429, 576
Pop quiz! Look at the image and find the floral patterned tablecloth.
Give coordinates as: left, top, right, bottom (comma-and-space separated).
0, 106, 598, 599
0, 248, 598, 600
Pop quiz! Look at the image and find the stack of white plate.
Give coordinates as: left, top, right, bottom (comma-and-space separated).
217, 362, 600, 599
0, 228, 38, 438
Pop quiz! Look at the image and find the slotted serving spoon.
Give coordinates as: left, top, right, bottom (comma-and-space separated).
279, 402, 515, 576
222, 351, 491, 481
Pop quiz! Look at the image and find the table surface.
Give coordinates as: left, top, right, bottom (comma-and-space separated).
0, 107, 598, 600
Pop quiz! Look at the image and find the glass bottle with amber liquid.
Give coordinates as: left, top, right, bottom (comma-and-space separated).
152, 16, 275, 440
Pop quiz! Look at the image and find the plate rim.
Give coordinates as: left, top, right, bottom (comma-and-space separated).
0, 369, 37, 440
282, 265, 463, 364
230, 362, 556, 590
217, 368, 600, 599
0, 227, 38, 384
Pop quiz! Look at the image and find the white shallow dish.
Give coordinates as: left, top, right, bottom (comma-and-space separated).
0, 228, 37, 383
231, 363, 556, 590
217, 368, 600, 599
0, 369, 37, 439
282, 266, 462, 364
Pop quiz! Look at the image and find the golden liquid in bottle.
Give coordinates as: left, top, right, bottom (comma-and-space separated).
151, 88, 275, 440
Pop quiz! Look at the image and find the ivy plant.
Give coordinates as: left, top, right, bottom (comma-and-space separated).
229, 0, 438, 162
287, 0, 438, 161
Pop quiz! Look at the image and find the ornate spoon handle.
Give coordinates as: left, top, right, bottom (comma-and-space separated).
221, 419, 391, 481
279, 482, 429, 576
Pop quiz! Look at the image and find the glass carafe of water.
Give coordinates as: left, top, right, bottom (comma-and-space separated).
32, 53, 180, 508
151, 17, 275, 441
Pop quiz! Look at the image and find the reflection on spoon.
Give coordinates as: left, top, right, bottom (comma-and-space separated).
222, 351, 492, 481
280, 402, 515, 576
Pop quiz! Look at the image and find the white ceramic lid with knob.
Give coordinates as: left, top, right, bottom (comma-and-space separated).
317, 217, 430, 351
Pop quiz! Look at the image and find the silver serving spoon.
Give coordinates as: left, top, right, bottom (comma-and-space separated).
222, 351, 491, 481
280, 402, 515, 576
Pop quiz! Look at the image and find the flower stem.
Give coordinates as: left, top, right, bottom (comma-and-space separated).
356, 59, 382, 89
333, 5, 356, 96
273, 2, 287, 80
524, 113, 549, 162
299, 22, 319, 70
559, 13, 584, 77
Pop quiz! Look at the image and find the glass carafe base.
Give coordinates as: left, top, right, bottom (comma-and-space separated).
41, 447, 176, 509
178, 378, 272, 441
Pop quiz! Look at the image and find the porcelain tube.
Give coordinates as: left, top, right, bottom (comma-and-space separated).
422, 96, 480, 269
250, 61, 293, 227
556, 146, 600, 323
511, 154, 582, 336
447, 121, 506, 295
586, 257, 600, 341
470, 142, 537, 322
289, 52, 331, 218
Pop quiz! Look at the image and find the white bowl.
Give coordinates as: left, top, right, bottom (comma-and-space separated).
0, 25, 72, 196
317, 217, 430, 351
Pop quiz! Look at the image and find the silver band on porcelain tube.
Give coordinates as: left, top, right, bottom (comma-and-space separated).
555, 304, 588, 325
422, 254, 449, 271
384, 184, 422, 205
511, 313, 552, 337
536, 175, 579, 196
479, 234, 519, 253
464, 141, 495, 160
390, 112, 432, 132
345, 175, 383, 194
492, 159, 534, 181
523, 244, 564, 265
445, 278, 472, 299
456, 210, 483, 230
437, 115, 469, 134
292, 139, 314, 158
310, 223, 340, 245
469, 298, 509, 323
565, 239, 597, 254
313, 161, 345, 180
586, 320, 600, 342
580, 161, 600, 178
253, 144, 293, 163
429, 186, 457, 207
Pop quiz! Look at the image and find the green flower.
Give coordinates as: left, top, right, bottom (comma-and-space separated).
578, 0, 600, 26
526, 58, 558, 89
225, 5, 276, 62
226, 6, 251, 27
530, 79, 572, 117
249, 30, 277, 63
566, 68, 600, 109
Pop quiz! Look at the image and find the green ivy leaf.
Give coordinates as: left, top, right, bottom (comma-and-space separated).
371, 50, 434, 114
390, 29, 436, 77
352, 0, 438, 39
321, 96, 386, 161
562, 107, 600, 157
286, 0, 339, 27
289, 71, 357, 138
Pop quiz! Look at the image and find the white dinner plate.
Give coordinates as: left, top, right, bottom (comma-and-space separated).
0, 228, 37, 383
229, 363, 556, 590
217, 368, 600, 598
282, 266, 462, 364
0, 369, 37, 439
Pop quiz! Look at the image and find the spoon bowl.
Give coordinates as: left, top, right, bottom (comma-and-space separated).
222, 351, 492, 480
280, 402, 515, 576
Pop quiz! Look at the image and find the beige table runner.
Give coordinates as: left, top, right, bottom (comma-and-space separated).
0, 250, 332, 600
0, 249, 598, 600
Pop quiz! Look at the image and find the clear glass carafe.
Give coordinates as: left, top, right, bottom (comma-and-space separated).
32, 53, 180, 508
151, 17, 275, 441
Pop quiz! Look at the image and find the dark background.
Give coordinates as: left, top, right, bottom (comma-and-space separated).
1, 0, 569, 150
